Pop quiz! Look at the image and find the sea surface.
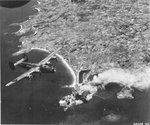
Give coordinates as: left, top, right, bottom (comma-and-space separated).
1, 0, 150, 124
1, 0, 73, 123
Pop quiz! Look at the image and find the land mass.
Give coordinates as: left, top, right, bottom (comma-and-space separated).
13, 0, 150, 99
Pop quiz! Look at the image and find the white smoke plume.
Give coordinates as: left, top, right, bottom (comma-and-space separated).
92, 67, 150, 91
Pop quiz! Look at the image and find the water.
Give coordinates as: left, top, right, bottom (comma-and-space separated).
1, 0, 150, 124
1, 0, 72, 123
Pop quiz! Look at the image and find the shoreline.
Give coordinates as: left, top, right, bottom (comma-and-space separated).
12, 47, 50, 56
34, 7, 41, 13
8, 23, 23, 35
11, 0, 77, 87
12, 48, 77, 87
12, 0, 40, 36
37, 1, 41, 5
56, 54, 76, 87
12, 0, 150, 92
14, 24, 23, 35
33, 0, 41, 13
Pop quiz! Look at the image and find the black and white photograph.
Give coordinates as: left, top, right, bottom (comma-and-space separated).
1, 0, 150, 124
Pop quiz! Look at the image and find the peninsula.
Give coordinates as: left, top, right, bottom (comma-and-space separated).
13, 0, 150, 100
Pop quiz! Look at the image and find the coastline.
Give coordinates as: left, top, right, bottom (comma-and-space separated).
11, 0, 78, 87
12, 0, 150, 94
34, 7, 41, 12
12, 47, 77, 87
11, 0, 40, 36
2, 0, 150, 123
14, 24, 24, 35
33, 0, 41, 12
56, 54, 77, 87
37, 1, 41, 5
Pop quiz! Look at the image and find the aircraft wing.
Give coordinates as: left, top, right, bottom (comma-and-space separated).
5, 67, 40, 86
37, 48, 60, 66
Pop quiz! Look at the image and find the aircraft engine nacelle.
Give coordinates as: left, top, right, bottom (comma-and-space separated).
9, 54, 28, 70
9, 61, 15, 70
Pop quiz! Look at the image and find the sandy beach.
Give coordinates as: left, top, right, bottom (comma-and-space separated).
56, 53, 77, 87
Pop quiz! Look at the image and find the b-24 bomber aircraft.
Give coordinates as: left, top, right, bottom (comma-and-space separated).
6, 48, 60, 87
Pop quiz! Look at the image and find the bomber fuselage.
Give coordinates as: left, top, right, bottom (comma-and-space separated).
18, 62, 56, 73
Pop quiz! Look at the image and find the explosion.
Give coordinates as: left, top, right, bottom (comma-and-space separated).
60, 66, 150, 110
92, 67, 150, 90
